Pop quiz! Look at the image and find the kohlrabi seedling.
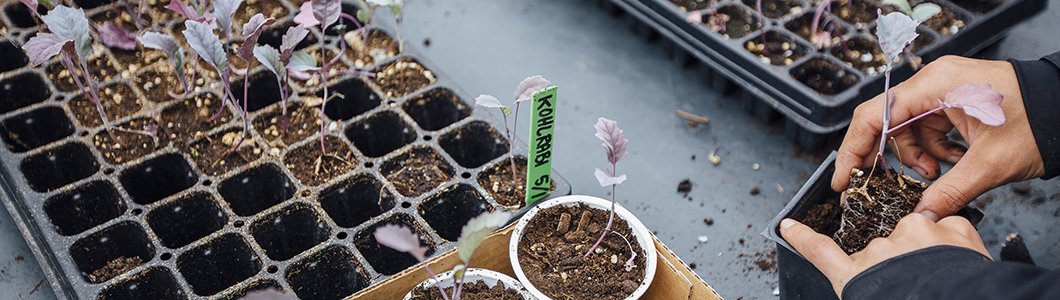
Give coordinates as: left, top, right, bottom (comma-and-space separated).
138, 31, 192, 99
375, 210, 511, 300
183, 19, 251, 152
583, 117, 638, 272
365, 0, 404, 54
883, 0, 941, 22
254, 25, 319, 133
870, 11, 1005, 174
24, 5, 111, 131
474, 76, 551, 183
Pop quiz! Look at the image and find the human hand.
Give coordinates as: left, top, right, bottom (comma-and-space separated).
832, 55, 1044, 220
779, 213, 990, 297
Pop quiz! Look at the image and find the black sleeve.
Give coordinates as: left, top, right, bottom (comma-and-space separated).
841, 245, 1060, 300
1009, 51, 1060, 179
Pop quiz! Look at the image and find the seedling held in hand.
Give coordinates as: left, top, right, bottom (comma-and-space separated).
584, 117, 638, 272
375, 210, 511, 300
474, 76, 551, 184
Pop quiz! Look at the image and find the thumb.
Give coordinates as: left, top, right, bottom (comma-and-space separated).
914, 153, 996, 221
780, 218, 853, 296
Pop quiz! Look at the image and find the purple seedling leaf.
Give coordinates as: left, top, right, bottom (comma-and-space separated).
875, 10, 919, 66
594, 117, 629, 165
254, 45, 283, 76
166, 0, 206, 22
213, 0, 244, 36
97, 22, 138, 50
594, 167, 627, 187
374, 224, 428, 262
280, 25, 310, 62
182, 19, 227, 71
513, 75, 551, 103
311, 0, 340, 28
236, 14, 275, 62
457, 211, 510, 265
474, 95, 512, 116
286, 51, 319, 71
41, 5, 93, 61
941, 83, 1006, 126
138, 31, 179, 55
23, 33, 70, 65
293, 1, 320, 27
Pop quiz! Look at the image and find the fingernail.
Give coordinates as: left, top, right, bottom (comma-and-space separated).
912, 166, 927, 178
947, 156, 961, 164
920, 210, 940, 222
781, 218, 796, 230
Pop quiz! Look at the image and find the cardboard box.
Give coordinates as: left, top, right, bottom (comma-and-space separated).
349, 224, 722, 300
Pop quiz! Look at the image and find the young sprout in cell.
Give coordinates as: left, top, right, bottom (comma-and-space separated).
474, 76, 552, 183
254, 25, 319, 133
583, 117, 638, 272
295, 0, 353, 154
138, 31, 193, 99
375, 210, 511, 300
870, 11, 1005, 175
365, 0, 404, 54
883, 0, 941, 22
24, 5, 111, 132
183, 19, 251, 152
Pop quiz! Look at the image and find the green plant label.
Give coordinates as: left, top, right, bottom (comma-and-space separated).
525, 85, 557, 205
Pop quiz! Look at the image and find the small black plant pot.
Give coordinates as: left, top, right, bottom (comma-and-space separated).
762, 151, 983, 299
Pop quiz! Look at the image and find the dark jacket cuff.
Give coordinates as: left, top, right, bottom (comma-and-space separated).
1010, 51, 1060, 179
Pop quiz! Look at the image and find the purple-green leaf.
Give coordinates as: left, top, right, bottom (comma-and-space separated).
286, 51, 318, 72
941, 83, 1006, 126
374, 224, 428, 262
474, 94, 511, 116
23, 33, 70, 65
514, 75, 550, 103
594, 117, 628, 165
457, 211, 510, 264
280, 25, 310, 62
594, 167, 627, 187
182, 19, 227, 71
253, 45, 283, 77
138, 31, 180, 55
98, 22, 138, 50
875, 11, 919, 66
236, 14, 275, 62
293, 1, 319, 27
40, 5, 92, 61
213, 0, 243, 35
166, 0, 206, 22
311, 0, 340, 28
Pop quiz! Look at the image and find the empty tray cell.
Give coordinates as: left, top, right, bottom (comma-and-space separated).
0, 40, 28, 72
250, 203, 331, 261
370, 58, 433, 98
418, 184, 490, 242
219, 279, 283, 300
0, 72, 50, 114
4, 3, 46, 28
706, 5, 760, 39
285, 245, 369, 300
834, 0, 880, 25
790, 57, 859, 96
283, 135, 357, 187
186, 128, 260, 177
70, 82, 142, 129
94, 118, 168, 164
44, 180, 125, 236
147, 192, 227, 248
439, 121, 508, 168
119, 154, 198, 205
785, 11, 851, 45
98, 267, 187, 300
232, 72, 286, 113
1, 106, 74, 152
318, 174, 395, 228
831, 36, 885, 74
177, 234, 262, 296
219, 163, 295, 216
70, 222, 155, 283
20, 142, 99, 192
345, 111, 416, 157
381, 147, 454, 197
402, 88, 471, 131
320, 77, 381, 121
741, 0, 799, 18
745, 31, 810, 66
353, 213, 435, 275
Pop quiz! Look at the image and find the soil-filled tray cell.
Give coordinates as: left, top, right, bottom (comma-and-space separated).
219, 279, 283, 300
418, 184, 490, 242
44, 180, 125, 236
147, 192, 228, 249
0, 39, 27, 72
20, 142, 99, 192
321, 77, 382, 121
0, 72, 50, 114
69, 82, 143, 129
713, 4, 761, 39
741, 0, 800, 19
834, 0, 880, 26
785, 12, 851, 47
790, 57, 859, 95
93, 118, 168, 165
381, 146, 454, 198
98, 267, 187, 300
119, 154, 197, 205
232, 72, 287, 113
250, 203, 331, 261
1, 106, 74, 152
438, 121, 509, 169
402, 88, 471, 131
253, 102, 321, 147
285, 245, 370, 300
318, 174, 395, 228
70, 221, 155, 283
746, 31, 810, 66
918, 2, 971, 35
342, 29, 400, 69
831, 36, 886, 74
218, 163, 295, 216
370, 58, 433, 98
345, 110, 417, 158
186, 128, 260, 177
353, 213, 436, 275
283, 135, 358, 187
46, 53, 116, 93
176, 234, 262, 296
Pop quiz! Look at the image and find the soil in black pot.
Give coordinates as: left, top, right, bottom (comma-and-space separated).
518, 203, 647, 300
479, 157, 529, 209
790, 58, 859, 95
283, 136, 356, 187
831, 37, 885, 74
371, 58, 433, 99
742, 0, 799, 18
746, 31, 808, 66
409, 279, 523, 300
833, 0, 880, 25
383, 148, 454, 197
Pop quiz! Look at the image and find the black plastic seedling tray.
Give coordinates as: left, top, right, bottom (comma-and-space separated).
0, 0, 570, 299
600, 0, 1046, 150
